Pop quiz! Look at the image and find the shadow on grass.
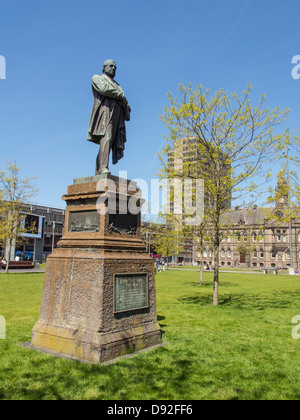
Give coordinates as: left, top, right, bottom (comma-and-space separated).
157, 315, 167, 334
0, 344, 197, 400
180, 281, 239, 291
178, 290, 296, 310
103, 346, 197, 399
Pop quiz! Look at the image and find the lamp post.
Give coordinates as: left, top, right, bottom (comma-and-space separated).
52, 221, 55, 253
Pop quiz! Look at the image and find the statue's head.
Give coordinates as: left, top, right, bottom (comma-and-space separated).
102, 59, 117, 79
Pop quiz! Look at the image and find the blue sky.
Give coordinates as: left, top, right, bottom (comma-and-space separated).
0, 0, 299, 209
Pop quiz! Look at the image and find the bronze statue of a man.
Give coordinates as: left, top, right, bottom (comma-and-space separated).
87, 59, 131, 175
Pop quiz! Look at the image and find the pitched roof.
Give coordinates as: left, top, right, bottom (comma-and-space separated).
220, 207, 271, 227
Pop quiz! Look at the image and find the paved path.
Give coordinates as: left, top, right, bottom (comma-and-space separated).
0, 268, 45, 274
0, 267, 287, 275
167, 268, 274, 275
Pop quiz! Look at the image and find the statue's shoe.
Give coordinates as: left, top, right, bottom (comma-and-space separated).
101, 168, 111, 175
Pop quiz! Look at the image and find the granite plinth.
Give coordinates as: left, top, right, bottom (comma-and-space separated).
31, 176, 161, 364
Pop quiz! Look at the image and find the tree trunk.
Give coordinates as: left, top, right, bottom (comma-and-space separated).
213, 268, 219, 305
166, 244, 169, 270
200, 251, 203, 285
5, 240, 11, 274
213, 244, 220, 306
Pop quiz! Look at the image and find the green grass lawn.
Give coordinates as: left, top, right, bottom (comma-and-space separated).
1, 270, 300, 400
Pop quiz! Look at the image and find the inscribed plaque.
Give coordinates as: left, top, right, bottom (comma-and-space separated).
114, 273, 149, 313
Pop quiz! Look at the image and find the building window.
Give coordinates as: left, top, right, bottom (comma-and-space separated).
276, 230, 281, 241
271, 250, 276, 259
221, 248, 225, 258
253, 249, 257, 258
203, 249, 208, 258
286, 250, 290, 260
258, 231, 264, 242
227, 248, 231, 258
260, 248, 264, 258
282, 230, 287, 242
237, 232, 241, 242
252, 232, 257, 242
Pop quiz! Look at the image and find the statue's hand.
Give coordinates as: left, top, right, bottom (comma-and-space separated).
119, 94, 128, 108
116, 92, 130, 120
125, 104, 131, 121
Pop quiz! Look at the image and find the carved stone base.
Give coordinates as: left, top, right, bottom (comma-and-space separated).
31, 176, 162, 363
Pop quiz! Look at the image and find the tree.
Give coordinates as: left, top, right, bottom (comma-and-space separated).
266, 131, 300, 220
0, 161, 38, 272
159, 82, 294, 305
184, 216, 212, 284
265, 134, 300, 271
141, 214, 184, 267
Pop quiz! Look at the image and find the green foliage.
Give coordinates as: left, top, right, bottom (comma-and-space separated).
0, 161, 38, 270
266, 133, 300, 223
159, 83, 290, 208
141, 214, 184, 261
159, 82, 294, 305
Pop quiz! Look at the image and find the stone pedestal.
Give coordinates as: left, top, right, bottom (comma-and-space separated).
31, 175, 162, 363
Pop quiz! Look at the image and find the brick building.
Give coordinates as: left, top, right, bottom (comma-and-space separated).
1, 204, 65, 263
